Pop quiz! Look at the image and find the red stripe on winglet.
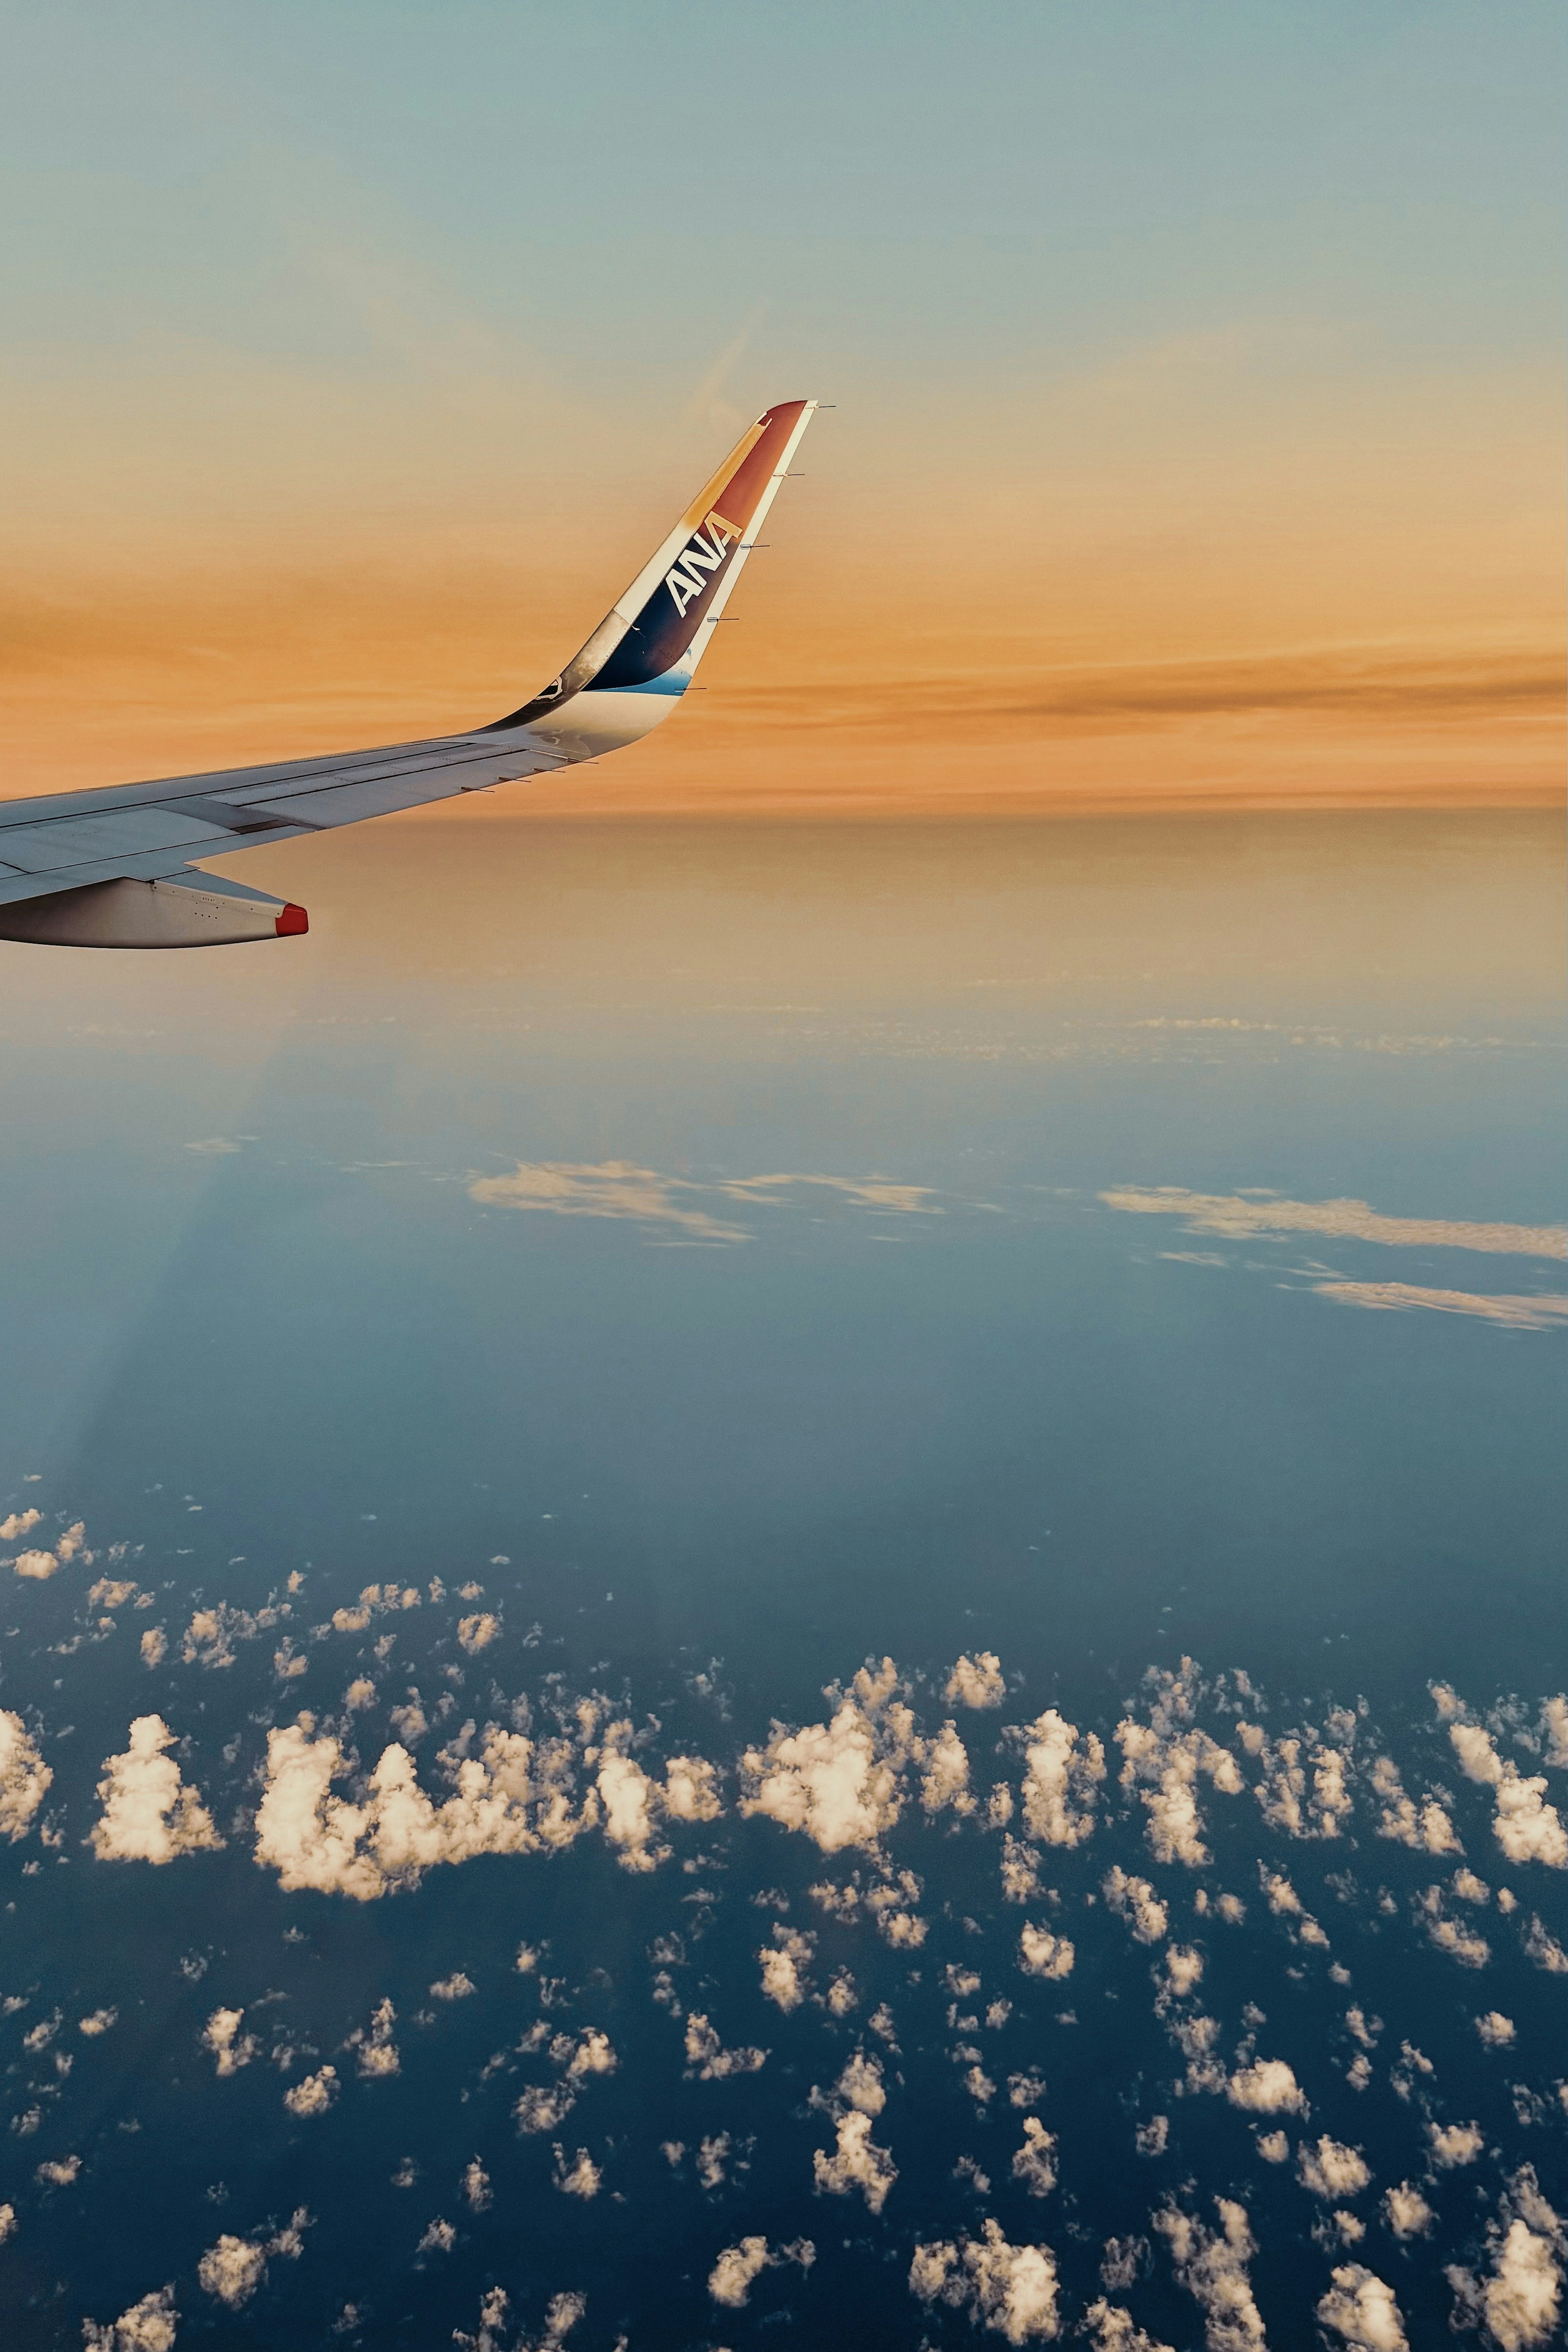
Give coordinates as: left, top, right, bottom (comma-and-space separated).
275, 904, 309, 936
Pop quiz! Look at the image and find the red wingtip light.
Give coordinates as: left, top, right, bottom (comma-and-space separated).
275, 903, 309, 936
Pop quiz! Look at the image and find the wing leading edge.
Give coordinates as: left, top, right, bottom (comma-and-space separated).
0, 399, 815, 947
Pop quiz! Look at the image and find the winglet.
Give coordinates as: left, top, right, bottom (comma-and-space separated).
489, 400, 815, 758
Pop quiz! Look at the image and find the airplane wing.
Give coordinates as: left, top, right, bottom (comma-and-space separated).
0, 399, 816, 947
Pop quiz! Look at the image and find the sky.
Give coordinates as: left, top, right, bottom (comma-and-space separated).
1, 1, 1563, 812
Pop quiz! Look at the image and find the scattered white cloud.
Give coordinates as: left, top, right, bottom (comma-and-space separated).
813, 2110, 897, 2213
1154, 2198, 1265, 2352
457, 1613, 499, 1656
203, 2008, 257, 2078
283, 2066, 338, 2118
921, 1719, 976, 1817
909, 2220, 1061, 2343
1450, 1721, 1568, 1868
1018, 1924, 1074, 1980
759, 1927, 814, 2012
197, 2210, 308, 2307
0, 1510, 41, 1541
1298, 2138, 1371, 2200
346, 1998, 400, 2078
1080, 2299, 1174, 2352
1011, 2118, 1057, 2198
552, 2145, 600, 2198
78, 2008, 116, 2038
36, 2155, 82, 2187
91, 1717, 223, 1863
1428, 2120, 1485, 2169
0, 1711, 51, 1841
1117, 1666, 1242, 1867
1098, 1186, 1566, 1259
1417, 1885, 1490, 1968
471, 1160, 750, 1243
1102, 1868, 1167, 1944
430, 1973, 475, 2001
1369, 1756, 1461, 1853
1477, 2011, 1517, 2048
707, 2234, 814, 2309
1316, 2265, 1408, 2352
684, 2014, 766, 2080
1017, 1709, 1106, 1848
739, 1661, 916, 1853
1446, 2167, 1564, 2351
1383, 2183, 1432, 2239
81, 2285, 178, 2351
1523, 1915, 1568, 1972
139, 1628, 167, 1669
947, 1652, 1005, 1709
1227, 2059, 1306, 2115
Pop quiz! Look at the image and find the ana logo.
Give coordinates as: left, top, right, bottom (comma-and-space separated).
664, 512, 737, 618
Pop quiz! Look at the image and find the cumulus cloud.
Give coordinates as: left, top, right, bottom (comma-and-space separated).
139, 1629, 167, 1669
1018, 1923, 1074, 1980
552, 2146, 600, 2198
707, 2235, 814, 2309
472, 1160, 751, 1243
1080, 2301, 1174, 2352
197, 2210, 308, 2308
252, 1715, 599, 1899
1098, 1187, 1566, 1259
1011, 2118, 1058, 2198
1239, 1726, 1353, 1839
1428, 2120, 1485, 2169
1383, 2183, 1432, 2239
1315, 2265, 1408, 2352
0, 1712, 51, 1842
37, 2155, 82, 2187
203, 2008, 257, 2078
947, 1652, 1005, 1709
180, 1603, 262, 1669
1298, 2138, 1371, 2200
1017, 1709, 1106, 1848
813, 2110, 897, 2213
1226, 2059, 1306, 2116
1477, 2011, 1517, 2048
1102, 1868, 1167, 1944
1523, 1915, 1568, 1973
79, 2008, 116, 2037
684, 2014, 766, 2081
457, 1613, 499, 1656
81, 2288, 178, 2350
1117, 1666, 1242, 1868
909, 2220, 1061, 2343
346, 1997, 399, 2077
1446, 2167, 1564, 2351
1369, 1756, 1461, 1853
1450, 1722, 1568, 1869
921, 1719, 976, 1817
1310, 1282, 1568, 1329
90, 1717, 223, 1864
739, 1661, 916, 1854
594, 1725, 719, 1872
283, 2066, 338, 2118
0, 1509, 41, 1541
759, 1927, 814, 2012
1416, 1885, 1490, 1968
1154, 2198, 1265, 2352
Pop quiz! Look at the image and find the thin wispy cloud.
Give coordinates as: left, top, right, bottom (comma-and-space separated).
1100, 1187, 1566, 1259
468, 1163, 942, 1244
1311, 1282, 1567, 1331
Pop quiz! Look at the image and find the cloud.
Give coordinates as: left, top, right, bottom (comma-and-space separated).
0, 1510, 41, 1541
1226, 2059, 1306, 2115
180, 1603, 260, 1669
1154, 2199, 1265, 2352
947, 1652, 1005, 1709
1011, 2118, 1058, 2198
1416, 1885, 1490, 1967
1298, 2138, 1371, 2200
1315, 2265, 1408, 2352
12, 1549, 61, 1581
196, 2210, 308, 2309
1428, 2120, 1485, 2168
552, 2146, 600, 2199
1117, 1666, 1243, 1867
0, 1711, 51, 1841
82, 2287, 178, 2351
457, 1613, 499, 1655
909, 2221, 1061, 2343
454, 2287, 585, 2352
470, 1161, 942, 1245
430, 1973, 475, 2001
1383, 2184, 1432, 2240
1369, 1757, 1461, 1853
596, 1726, 720, 1872
813, 2110, 897, 2214
78, 2008, 116, 2037
1446, 2168, 1564, 2352
1098, 1187, 1565, 1260
1018, 1924, 1075, 1981
1449, 1722, 1568, 1868
283, 2066, 339, 2118
252, 1716, 599, 1898
345, 1997, 400, 2078
36, 2155, 82, 2187
203, 2008, 258, 2077
139, 1628, 167, 1668
1016, 1710, 1106, 1848
1080, 2300, 1174, 2352
1477, 2011, 1517, 2048
707, 2235, 814, 2310
1523, 1915, 1568, 1972
1312, 1281, 1568, 1329
759, 1927, 814, 2012
684, 2013, 766, 2081
1102, 1868, 1168, 1945
1239, 1726, 1352, 1839
739, 1661, 917, 1854
185, 1137, 241, 1155
91, 1717, 223, 1863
